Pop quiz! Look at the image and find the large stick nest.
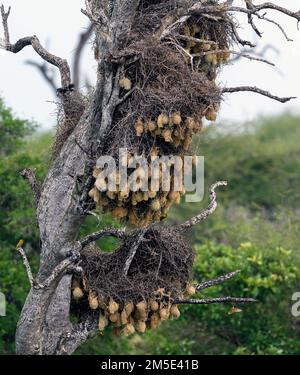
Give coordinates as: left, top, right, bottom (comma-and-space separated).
71, 225, 195, 335
81, 225, 194, 303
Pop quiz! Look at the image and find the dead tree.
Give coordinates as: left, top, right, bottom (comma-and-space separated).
1, 1, 299, 355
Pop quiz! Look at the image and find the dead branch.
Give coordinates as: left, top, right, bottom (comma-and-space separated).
195, 270, 241, 291
222, 86, 296, 103
230, 21, 255, 48
17, 246, 82, 291
175, 296, 258, 305
0, 5, 71, 90
231, 44, 279, 63
79, 227, 126, 247
194, 49, 275, 66
16, 245, 34, 288
178, 181, 227, 231
226, 3, 300, 23
39, 250, 81, 289
19, 168, 41, 207
73, 24, 93, 90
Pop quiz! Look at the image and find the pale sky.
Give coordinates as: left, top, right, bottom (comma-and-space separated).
0, 0, 299, 130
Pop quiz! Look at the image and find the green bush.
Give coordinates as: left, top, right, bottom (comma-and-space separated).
0, 245, 38, 354
173, 114, 300, 212
0, 98, 36, 157
187, 241, 300, 354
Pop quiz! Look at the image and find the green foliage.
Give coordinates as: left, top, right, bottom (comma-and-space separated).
0, 99, 46, 353
189, 241, 300, 354
0, 98, 36, 157
0, 245, 38, 354
195, 114, 300, 209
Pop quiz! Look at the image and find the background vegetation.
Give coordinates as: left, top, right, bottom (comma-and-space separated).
0, 98, 299, 354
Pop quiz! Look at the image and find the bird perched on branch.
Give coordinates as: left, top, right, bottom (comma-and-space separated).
16, 239, 24, 250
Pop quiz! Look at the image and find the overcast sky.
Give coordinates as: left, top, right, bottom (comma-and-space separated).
0, 0, 299, 130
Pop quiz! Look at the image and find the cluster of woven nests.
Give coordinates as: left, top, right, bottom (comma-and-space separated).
90, 12, 229, 226
71, 225, 196, 336
88, 2, 232, 226
89, 125, 201, 226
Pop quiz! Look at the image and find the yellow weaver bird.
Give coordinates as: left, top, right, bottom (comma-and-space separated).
16, 239, 24, 250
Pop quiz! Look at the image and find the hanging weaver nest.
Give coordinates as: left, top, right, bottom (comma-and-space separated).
72, 225, 196, 335
89, 2, 232, 226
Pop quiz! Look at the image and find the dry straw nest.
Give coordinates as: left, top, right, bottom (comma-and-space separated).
72, 225, 196, 335
89, 0, 232, 225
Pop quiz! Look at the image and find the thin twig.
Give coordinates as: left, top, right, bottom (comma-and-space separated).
222, 86, 296, 103
175, 297, 258, 305
196, 270, 241, 291
194, 49, 274, 66
73, 23, 93, 89
39, 251, 81, 289
16, 246, 34, 288
117, 87, 137, 105
80, 227, 126, 247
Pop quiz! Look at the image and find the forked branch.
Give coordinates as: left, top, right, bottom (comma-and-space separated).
0, 5, 71, 89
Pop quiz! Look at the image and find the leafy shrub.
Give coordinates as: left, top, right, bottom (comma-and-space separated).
0, 98, 36, 157
187, 241, 300, 354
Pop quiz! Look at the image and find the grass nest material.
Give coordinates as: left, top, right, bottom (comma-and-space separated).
72, 225, 195, 335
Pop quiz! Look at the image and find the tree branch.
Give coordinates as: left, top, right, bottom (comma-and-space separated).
175, 296, 258, 305
178, 181, 227, 231
195, 270, 241, 291
16, 245, 35, 288
227, 3, 300, 23
0, 5, 71, 89
20, 168, 41, 207
194, 49, 275, 66
56, 312, 99, 355
222, 86, 296, 103
79, 227, 126, 247
73, 24, 93, 90
38, 250, 81, 290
